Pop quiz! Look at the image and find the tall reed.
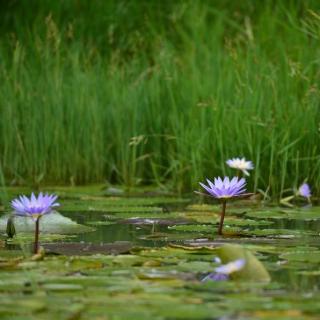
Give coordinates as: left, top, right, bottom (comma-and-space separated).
0, 0, 319, 197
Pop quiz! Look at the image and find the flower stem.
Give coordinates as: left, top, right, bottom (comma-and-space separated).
34, 217, 40, 254
6, 216, 16, 238
218, 200, 227, 235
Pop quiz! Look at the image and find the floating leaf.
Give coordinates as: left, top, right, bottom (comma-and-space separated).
139, 232, 205, 241
120, 218, 191, 226
43, 241, 132, 256
86, 220, 116, 226
168, 224, 212, 232
42, 283, 83, 291
244, 228, 317, 238
246, 207, 320, 221
280, 251, 320, 263
0, 212, 93, 234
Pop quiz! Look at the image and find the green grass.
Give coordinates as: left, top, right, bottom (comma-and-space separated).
0, 0, 320, 197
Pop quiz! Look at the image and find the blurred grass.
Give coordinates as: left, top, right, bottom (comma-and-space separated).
0, 0, 320, 197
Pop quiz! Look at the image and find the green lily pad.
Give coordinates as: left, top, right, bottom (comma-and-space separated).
246, 207, 320, 221
168, 224, 213, 232
42, 283, 83, 291
6, 233, 74, 244
120, 218, 191, 226
169, 218, 272, 233
43, 241, 132, 256
139, 232, 205, 241
107, 211, 181, 219
60, 195, 187, 213
0, 213, 93, 234
86, 220, 116, 226
243, 229, 317, 238
280, 251, 320, 263
62, 202, 163, 213
176, 260, 213, 273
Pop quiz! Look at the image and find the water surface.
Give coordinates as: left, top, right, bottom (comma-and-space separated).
1, 193, 320, 319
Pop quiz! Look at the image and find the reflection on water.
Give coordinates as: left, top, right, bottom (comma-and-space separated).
61, 208, 320, 246
61, 211, 169, 247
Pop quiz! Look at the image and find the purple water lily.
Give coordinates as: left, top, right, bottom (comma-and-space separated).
202, 259, 246, 282
298, 183, 311, 199
199, 177, 246, 199
198, 177, 247, 235
11, 193, 59, 219
11, 192, 59, 254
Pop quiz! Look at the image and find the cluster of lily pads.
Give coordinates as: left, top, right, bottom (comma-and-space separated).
6, 156, 312, 285
197, 157, 312, 235
7, 191, 251, 283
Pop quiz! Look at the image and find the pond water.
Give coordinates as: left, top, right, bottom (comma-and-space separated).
62, 210, 168, 247
1, 191, 320, 319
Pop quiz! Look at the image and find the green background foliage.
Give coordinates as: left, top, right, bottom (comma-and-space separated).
0, 0, 320, 196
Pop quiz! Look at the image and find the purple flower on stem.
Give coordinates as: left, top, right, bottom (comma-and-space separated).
226, 157, 254, 176
11, 193, 59, 253
199, 177, 246, 199
198, 177, 247, 235
11, 193, 59, 219
202, 259, 246, 282
298, 183, 311, 199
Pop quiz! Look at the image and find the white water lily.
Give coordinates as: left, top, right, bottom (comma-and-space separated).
226, 157, 254, 176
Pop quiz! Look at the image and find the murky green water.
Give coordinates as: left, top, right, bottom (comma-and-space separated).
1, 189, 320, 319
61, 211, 167, 247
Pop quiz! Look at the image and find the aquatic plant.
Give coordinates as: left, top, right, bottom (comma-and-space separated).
298, 183, 311, 199
198, 177, 247, 235
226, 157, 254, 176
11, 193, 60, 253
281, 182, 312, 206
202, 259, 246, 282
